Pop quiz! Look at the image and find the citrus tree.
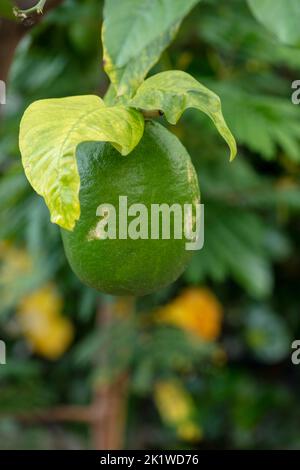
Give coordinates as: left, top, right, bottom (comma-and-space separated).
18, 0, 236, 298
1, 0, 300, 451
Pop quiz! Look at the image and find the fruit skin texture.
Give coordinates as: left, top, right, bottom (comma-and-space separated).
61, 121, 200, 296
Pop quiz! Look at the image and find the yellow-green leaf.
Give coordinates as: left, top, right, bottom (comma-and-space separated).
19, 95, 144, 230
129, 70, 237, 161
102, 0, 200, 99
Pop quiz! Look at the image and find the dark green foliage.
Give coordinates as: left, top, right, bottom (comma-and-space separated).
1, 0, 300, 450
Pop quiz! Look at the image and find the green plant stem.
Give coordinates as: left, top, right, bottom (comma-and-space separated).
14, 0, 47, 16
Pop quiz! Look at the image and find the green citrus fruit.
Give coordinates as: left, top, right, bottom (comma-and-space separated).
61, 121, 200, 296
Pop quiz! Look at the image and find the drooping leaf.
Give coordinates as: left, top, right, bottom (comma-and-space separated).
129, 70, 237, 160
248, 0, 300, 47
19, 96, 144, 231
102, 0, 200, 98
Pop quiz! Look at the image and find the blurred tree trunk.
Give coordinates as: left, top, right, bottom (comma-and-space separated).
92, 373, 129, 450
92, 296, 135, 450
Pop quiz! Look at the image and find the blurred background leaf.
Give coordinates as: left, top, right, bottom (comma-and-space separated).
248, 0, 300, 47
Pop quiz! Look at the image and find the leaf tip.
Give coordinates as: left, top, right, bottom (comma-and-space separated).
229, 143, 238, 162
50, 213, 77, 232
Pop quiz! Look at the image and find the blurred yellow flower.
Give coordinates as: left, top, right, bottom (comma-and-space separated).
177, 422, 203, 442
156, 287, 223, 341
154, 380, 192, 424
17, 283, 74, 360
0, 242, 32, 280
154, 379, 202, 443
18, 283, 63, 317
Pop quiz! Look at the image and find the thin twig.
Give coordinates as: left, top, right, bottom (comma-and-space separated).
2, 405, 94, 424
14, 0, 47, 19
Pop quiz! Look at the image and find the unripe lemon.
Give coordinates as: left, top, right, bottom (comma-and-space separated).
61, 121, 200, 296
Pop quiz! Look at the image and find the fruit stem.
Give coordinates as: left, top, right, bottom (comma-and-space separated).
92, 295, 135, 450
141, 109, 164, 119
